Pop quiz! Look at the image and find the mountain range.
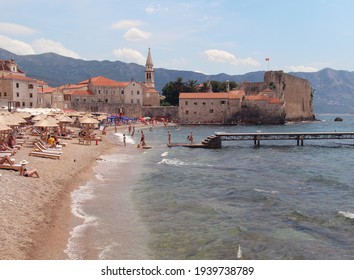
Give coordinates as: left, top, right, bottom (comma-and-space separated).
1, 48, 354, 114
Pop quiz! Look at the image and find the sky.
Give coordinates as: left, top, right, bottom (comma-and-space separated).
0, 0, 354, 75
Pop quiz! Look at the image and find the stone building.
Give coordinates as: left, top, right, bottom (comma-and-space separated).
179, 90, 245, 123
0, 59, 38, 109
1, 49, 161, 115
238, 71, 314, 122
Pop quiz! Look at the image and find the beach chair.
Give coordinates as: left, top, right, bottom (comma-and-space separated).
0, 163, 22, 172
0, 151, 14, 157
29, 150, 61, 159
34, 142, 63, 155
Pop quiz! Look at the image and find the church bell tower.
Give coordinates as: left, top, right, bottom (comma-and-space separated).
145, 48, 155, 89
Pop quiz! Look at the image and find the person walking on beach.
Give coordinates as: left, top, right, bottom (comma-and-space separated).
167, 130, 171, 145
128, 125, 132, 135
131, 126, 135, 137
123, 134, 126, 146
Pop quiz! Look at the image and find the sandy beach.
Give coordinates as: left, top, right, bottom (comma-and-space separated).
0, 126, 131, 260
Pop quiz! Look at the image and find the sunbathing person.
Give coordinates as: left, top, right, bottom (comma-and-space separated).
19, 160, 40, 178
0, 139, 16, 154
0, 155, 14, 165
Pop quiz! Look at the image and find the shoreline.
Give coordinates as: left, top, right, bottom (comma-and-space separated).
0, 125, 124, 259
0, 122, 168, 260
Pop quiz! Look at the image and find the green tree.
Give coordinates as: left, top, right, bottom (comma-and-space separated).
185, 79, 199, 92
161, 77, 184, 106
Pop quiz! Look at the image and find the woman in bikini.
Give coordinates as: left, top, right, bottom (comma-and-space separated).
19, 160, 40, 178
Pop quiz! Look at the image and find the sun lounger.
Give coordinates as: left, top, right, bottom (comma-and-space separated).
0, 163, 22, 171
29, 151, 61, 159
34, 142, 63, 154
37, 141, 63, 151
0, 151, 15, 157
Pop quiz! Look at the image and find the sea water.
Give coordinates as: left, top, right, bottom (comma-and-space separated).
65, 115, 354, 260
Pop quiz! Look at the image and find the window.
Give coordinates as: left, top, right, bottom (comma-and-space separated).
185, 101, 188, 105
98, 90, 101, 94
137, 91, 140, 95
16, 83, 19, 88
105, 99, 108, 102
194, 111, 197, 114
29, 102, 33, 107
194, 102, 198, 105
0, 92, 2, 97
83, 98, 87, 103
185, 110, 189, 114
209, 109, 214, 113
131, 99, 134, 103
28, 84, 34, 89
22, 102, 25, 107
76, 98, 79, 102
203, 102, 206, 105
4, 92, 7, 97
29, 93, 33, 98
220, 101, 226, 105
16, 92, 19, 97
121, 90, 124, 94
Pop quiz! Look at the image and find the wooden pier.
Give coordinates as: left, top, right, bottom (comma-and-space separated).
199, 131, 354, 148
167, 132, 354, 149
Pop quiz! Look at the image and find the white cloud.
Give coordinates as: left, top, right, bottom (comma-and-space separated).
111, 20, 143, 30
0, 22, 39, 36
204, 49, 260, 66
123, 28, 151, 41
0, 34, 35, 55
32, 39, 80, 59
145, 5, 155, 14
113, 48, 145, 65
145, 4, 168, 14
287, 65, 318, 72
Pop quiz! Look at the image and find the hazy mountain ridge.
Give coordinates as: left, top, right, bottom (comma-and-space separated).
1, 48, 354, 114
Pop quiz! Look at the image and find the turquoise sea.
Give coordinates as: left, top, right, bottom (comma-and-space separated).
65, 115, 354, 260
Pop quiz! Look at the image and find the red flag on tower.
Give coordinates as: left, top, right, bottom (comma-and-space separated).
265, 57, 270, 61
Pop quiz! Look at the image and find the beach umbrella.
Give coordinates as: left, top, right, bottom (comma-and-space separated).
33, 118, 59, 128
14, 111, 32, 119
58, 115, 73, 123
0, 123, 12, 131
0, 123, 12, 140
79, 116, 99, 124
0, 115, 21, 126
32, 114, 47, 122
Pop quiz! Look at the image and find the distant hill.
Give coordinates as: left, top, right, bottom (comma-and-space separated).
1, 48, 354, 114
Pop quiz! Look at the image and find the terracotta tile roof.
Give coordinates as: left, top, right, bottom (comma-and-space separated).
0, 60, 24, 73
37, 86, 56, 93
79, 76, 129, 87
244, 95, 270, 102
180, 90, 244, 100
228, 90, 245, 99
65, 90, 93, 96
1, 73, 36, 82
269, 97, 283, 104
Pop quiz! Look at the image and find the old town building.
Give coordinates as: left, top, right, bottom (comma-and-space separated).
0, 59, 38, 109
